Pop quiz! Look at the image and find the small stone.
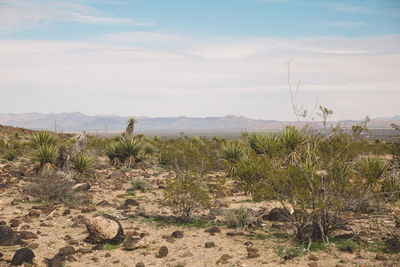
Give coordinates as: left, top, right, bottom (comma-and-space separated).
124, 199, 139, 207
171, 231, 184, 238
105, 253, 111, 258
216, 254, 232, 264
156, 246, 168, 258
59, 246, 75, 256
205, 241, 215, 248
136, 262, 145, 267
205, 226, 221, 235
11, 248, 35, 266
28, 210, 40, 218
72, 183, 91, 191
77, 248, 93, 254
180, 251, 193, 258
308, 255, 319, 261
10, 218, 21, 227
45, 253, 65, 267
375, 253, 386, 261
247, 247, 259, 258
19, 231, 38, 240
308, 263, 318, 267
0, 225, 23, 246
63, 210, 71, 216
28, 243, 39, 249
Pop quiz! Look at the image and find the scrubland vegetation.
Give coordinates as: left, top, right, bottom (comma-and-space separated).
0, 116, 399, 266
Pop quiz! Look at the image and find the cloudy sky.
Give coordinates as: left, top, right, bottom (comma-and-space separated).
0, 0, 399, 120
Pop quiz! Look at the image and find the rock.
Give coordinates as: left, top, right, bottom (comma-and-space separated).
308, 255, 319, 261
96, 200, 111, 207
265, 208, 290, 222
209, 208, 225, 216
85, 214, 124, 244
72, 183, 91, 191
59, 246, 75, 256
205, 226, 221, 235
19, 231, 38, 240
10, 218, 21, 227
136, 263, 145, 267
124, 199, 139, 207
375, 253, 386, 261
62, 210, 71, 216
105, 253, 111, 258
308, 263, 318, 267
205, 241, 215, 248
11, 248, 35, 266
247, 246, 259, 258
28, 210, 40, 218
162, 235, 175, 243
28, 243, 39, 249
171, 231, 184, 238
216, 254, 232, 264
45, 253, 65, 267
123, 236, 149, 250
180, 251, 193, 258
0, 225, 23, 246
82, 206, 96, 213
77, 248, 93, 254
156, 246, 168, 258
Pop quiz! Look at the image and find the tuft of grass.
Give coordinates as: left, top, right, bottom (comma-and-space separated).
3, 149, 17, 161
129, 178, 153, 193
275, 245, 304, 260
71, 153, 93, 175
332, 238, 359, 253
102, 244, 120, 250
224, 206, 259, 230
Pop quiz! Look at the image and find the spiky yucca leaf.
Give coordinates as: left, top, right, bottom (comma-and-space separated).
220, 140, 246, 176
359, 157, 387, 184
71, 153, 93, 174
33, 143, 57, 167
30, 130, 56, 148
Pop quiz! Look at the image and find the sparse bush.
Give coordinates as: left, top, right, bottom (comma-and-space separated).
3, 149, 17, 161
382, 172, 400, 201
358, 157, 387, 185
163, 173, 210, 221
25, 175, 74, 203
130, 178, 153, 193
224, 206, 259, 229
71, 153, 93, 175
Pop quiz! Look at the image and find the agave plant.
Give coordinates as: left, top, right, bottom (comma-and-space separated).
358, 157, 387, 185
119, 136, 142, 168
33, 143, 57, 175
220, 140, 246, 176
30, 130, 56, 148
104, 143, 121, 166
71, 153, 93, 175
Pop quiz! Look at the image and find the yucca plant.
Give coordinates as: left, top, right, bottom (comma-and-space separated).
30, 130, 56, 148
280, 127, 305, 163
220, 140, 246, 176
104, 143, 121, 166
33, 143, 57, 175
248, 132, 282, 157
119, 136, 142, 168
71, 153, 93, 175
358, 157, 387, 185
126, 117, 137, 138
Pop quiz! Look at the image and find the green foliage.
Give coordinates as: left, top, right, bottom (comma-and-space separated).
30, 130, 56, 148
33, 143, 57, 167
104, 136, 143, 168
101, 244, 120, 250
275, 245, 304, 260
334, 239, 359, 253
71, 153, 93, 175
358, 157, 387, 184
3, 149, 17, 161
163, 173, 210, 221
130, 178, 153, 193
279, 126, 305, 162
220, 139, 246, 176
248, 132, 282, 157
224, 206, 259, 229
381, 172, 400, 201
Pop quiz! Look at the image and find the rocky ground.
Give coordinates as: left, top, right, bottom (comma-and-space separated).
0, 159, 400, 267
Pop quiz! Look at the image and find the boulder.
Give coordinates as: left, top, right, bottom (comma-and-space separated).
11, 248, 35, 266
85, 214, 124, 245
72, 183, 91, 192
265, 208, 290, 222
0, 225, 23, 246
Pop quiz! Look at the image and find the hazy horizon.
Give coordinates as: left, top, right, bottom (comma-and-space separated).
1, 0, 399, 121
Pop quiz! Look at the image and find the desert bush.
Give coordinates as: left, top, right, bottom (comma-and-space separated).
3, 149, 17, 161
248, 132, 282, 157
220, 140, 246, 176
335, 239, 359, 253
25, 175, 74, 203
381, 172, 400, 202
104, 136, 143, 168
235, 127, 386, 243
71, 153, 93, 175
163, 173, 210, 221
224, 206, 259, 229
33, 143, 57, 174
130, 178, 153, 193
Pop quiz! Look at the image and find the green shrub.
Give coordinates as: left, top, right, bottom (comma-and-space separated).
130, 178, 153, 193
248, 132, 282, 156
163, 173, 210, 221
358, 157, 387, 185
220, 140, 246, 176
275, 246, 304, 260
30, 130, 56, 148
33, 143, 57, 172
104, 136, 142, 168
71, 153, 93, 175
335, 239, 359, 253
3, 149, 17, 161
224, 206, 259, 229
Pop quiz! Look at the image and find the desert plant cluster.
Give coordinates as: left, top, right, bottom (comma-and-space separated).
0, 118, 399, 266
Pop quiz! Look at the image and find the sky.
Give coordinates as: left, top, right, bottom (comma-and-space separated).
0, 0, 399, 120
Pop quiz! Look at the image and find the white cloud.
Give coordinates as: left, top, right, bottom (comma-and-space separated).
0, 33, 399, 120
326, 21, 367, 28
0, 0, 153, 31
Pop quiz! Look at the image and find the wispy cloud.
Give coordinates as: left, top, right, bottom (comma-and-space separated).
0, 0, 154, 31
326, 21, 367, 28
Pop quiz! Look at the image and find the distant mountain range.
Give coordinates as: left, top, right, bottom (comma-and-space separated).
0, 112, 398, 133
